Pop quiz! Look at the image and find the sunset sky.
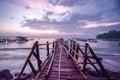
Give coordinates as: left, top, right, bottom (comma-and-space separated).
0, 0, 120, 38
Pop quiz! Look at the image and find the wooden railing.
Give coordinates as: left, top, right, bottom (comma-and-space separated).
17, 41, 54, 79
63, 40, 110, 79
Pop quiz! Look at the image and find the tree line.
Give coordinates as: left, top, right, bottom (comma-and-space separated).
96, 30, 120, 40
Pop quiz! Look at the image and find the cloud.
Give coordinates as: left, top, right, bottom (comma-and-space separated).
1, 0, 120, 38
23, 0, 71, 14
25, 3, 30, 9
21, 13, 87, 33
81, 22, 120, 28
22, 0, 120, 24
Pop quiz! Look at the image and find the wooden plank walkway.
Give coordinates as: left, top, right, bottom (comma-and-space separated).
17, 39, 111, 80
35, 40, 86, 80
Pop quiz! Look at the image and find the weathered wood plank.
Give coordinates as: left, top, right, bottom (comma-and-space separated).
36, 40, 83, 80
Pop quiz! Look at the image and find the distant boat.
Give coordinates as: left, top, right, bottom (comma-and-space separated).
77, 38, 87, 42
0, 40, 6, 43
88, 39, 98, 43
16, 36, 28, 42
0, 38, 6, 43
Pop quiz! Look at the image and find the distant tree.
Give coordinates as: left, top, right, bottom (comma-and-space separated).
96, 30, 120, 40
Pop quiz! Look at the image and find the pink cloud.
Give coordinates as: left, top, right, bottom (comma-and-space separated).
23, 0, 71, 14
22, 0, 45, 8
82, 22, 120, 28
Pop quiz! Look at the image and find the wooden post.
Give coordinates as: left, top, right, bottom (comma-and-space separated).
78, 46, 101, 75
52, 41, 55, 53
52, 41, 54, 49
75, 44, 79, 59
28, 60, 37, 75
72, 41, 76, 57
88, 44, 109, 78
83, 43, 88, 74
36, 41, 42, 71
70, 41, 72, 54
78, 46, 101, 74
47, 41, 49, 56
65, 41, 68, 50
67, 41, 69, 50
18, 42, 36, 79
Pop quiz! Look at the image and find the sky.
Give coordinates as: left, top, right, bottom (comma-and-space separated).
0, 0, 120, 38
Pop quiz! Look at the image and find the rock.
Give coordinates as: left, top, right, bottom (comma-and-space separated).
14, 73, 19, 77
14, 72, 35, 80
14, 73, 27, 77
0, 69, 13, 80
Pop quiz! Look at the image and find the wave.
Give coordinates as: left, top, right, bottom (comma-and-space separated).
0, 47, 46, 51
0, 56, 27, 60
97, 53, 120, 56
0, 48, 31, 50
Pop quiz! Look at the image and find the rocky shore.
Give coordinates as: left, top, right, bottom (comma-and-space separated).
0, 69, 34, 80
0, 69, 13, 80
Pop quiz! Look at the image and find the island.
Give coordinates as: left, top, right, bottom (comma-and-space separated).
96, 30, 120, 41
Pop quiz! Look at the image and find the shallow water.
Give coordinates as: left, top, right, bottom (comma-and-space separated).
0, 39, 120, 74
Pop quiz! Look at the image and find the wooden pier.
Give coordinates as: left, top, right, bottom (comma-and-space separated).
17, 39, 110, 80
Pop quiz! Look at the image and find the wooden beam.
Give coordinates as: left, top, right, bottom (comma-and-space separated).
38, 43, 52, 46
36, 41, 42, 71
17, 42, 36, 79
88, 44, 109, 78
75, 44, 79, 59
28, 60, 37, 75
46, 41, 49, 56
45, 50, 55, 78
35, 54, 52, 80
83, 43, 88, 74
58, 45, 62, 80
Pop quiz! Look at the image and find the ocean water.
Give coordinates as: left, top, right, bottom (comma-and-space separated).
0, 38, 55, 74
0, 38, 120, 75
78, 40, 120, 72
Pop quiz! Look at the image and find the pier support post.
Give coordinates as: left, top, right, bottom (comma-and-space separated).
36, 41, 42, 71
66, 41, 69, 50
47, 41, 49, 56
70, 41, 72, 54
52, 41, 55, 53
72, 41, 76, 57
83, 43, 88, 74
75, 44, 79, 59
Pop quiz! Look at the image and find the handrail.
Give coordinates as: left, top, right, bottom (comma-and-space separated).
38, 43, 52, 46
45, 50, 55, 78
35, 52, 52, 80
62, 44, 88, 80
44, 41, 56, 78
58, 44, 62, 80
17, 41, 54, 80
88, 43, 110, 78
17, 41, 38, 79
63, 40, 110, 79
17, 39, 109, 79
35, 44, 56, 80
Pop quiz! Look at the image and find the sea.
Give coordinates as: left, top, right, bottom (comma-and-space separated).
0, 38, 120, 75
